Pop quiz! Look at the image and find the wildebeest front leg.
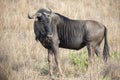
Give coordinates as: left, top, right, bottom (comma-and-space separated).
53, 45, 63, 77
86, 44, 95, 79
48, 49, 53, 76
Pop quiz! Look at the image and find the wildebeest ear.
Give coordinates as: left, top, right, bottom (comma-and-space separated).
28, 12, 42, 19
36, 13, 42, 17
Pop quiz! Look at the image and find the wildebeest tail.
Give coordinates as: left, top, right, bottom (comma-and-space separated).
103, 27, 110, 62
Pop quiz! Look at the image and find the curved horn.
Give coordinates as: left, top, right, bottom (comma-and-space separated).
48, 8, 52, 14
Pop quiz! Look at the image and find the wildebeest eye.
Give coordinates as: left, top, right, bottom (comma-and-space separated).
37, 17, 42, 21
37, 16, 45, 22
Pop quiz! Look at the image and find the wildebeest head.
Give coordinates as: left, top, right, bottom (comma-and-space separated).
28, 8, 53, 39
28, 8, 52, 23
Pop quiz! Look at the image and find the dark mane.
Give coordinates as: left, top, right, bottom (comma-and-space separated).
55, 13, 71, 21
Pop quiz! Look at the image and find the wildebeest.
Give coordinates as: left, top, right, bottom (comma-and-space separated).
28, 8, 109, 77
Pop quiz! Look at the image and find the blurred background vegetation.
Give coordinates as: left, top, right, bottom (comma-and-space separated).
0, 0, 120, 80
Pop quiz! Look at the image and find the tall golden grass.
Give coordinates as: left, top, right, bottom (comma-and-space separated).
0, 0, 120, 80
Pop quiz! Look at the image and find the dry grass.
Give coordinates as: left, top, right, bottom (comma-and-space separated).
102, 60, 120, 80
0, 0, 120, 80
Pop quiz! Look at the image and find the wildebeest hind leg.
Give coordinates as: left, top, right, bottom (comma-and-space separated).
95, 46, 104, 64
95, 46, 102, 57
87, 44, 95, 64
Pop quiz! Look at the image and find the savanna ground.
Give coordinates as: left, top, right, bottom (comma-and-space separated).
0, 0, 120, 80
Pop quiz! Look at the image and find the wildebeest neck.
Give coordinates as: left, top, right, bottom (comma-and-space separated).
54, 13, 85, 49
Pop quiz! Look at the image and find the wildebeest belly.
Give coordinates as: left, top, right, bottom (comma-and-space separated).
59, 38, 86, 50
